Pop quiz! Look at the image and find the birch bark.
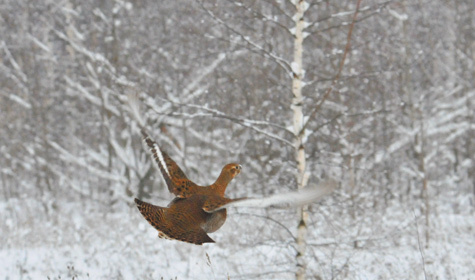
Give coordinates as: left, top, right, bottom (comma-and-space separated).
291, 1, 309, 279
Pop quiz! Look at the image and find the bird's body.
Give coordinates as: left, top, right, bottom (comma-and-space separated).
128, 96, 334, 245
134, 129, 241, 244
135, 195, 230, 244
133, 129, 334, 245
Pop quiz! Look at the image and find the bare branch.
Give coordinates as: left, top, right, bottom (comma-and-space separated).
152, 95, 296, 147
301, 0, 363, 136
413, 209, 428, 280
195, 0, 293, 75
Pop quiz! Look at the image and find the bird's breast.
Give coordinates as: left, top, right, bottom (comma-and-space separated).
202, 209, 227, 233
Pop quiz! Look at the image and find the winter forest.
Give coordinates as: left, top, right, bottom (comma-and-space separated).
1, 0, 474, 279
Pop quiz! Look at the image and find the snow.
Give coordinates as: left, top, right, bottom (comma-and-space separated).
1, 1, 473, 279
291, 61, 301, 75
388, 9, 409, 21
8, 93, 31, 109
1, 190, 473, 279
49, 140, 127, 184
2, 41, 28, 83
28, 35, 51, 53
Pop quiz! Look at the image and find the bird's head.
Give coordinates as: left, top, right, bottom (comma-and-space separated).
212, 163, 242, 196
224, 163, 242, 179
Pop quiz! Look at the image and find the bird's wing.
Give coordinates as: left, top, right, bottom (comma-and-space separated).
127, 93, 198, 198
205, 179, 337, 212
134, 198, 214, 245
141, 130, 199, 198
166, 226, 215, 245
134, 198, 169, 237
202, 196, 240, 213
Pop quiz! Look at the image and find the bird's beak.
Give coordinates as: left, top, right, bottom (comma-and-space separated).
236, 165, 242, 175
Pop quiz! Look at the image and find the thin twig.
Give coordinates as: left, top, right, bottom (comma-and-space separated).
152, 95, 295, 147
300, 0, 363, 136
413, 209, 428, 280
235, 212, 297, 241
195, 0, 292, 75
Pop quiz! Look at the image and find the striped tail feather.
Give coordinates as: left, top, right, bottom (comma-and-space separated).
134, 198, 214, 245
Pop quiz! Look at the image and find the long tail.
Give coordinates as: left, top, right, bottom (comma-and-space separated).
134, 198, 214, 245
134, 198, 167, 231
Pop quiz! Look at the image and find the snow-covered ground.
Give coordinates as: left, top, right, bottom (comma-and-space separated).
1, 194, 473, 279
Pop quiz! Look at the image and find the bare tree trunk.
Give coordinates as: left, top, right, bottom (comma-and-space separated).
292, 1, 309, 279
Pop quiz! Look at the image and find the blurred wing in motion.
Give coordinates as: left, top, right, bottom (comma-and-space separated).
206, 179, 337, 212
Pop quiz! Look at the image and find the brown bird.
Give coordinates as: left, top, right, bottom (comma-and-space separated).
135, 194, 237, 245
127, 95, 335, 245
134, 130, 335, 245
141, 129, 241, 198
135, 129, 242, 244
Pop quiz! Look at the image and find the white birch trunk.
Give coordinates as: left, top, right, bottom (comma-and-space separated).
291, 1, 309, 279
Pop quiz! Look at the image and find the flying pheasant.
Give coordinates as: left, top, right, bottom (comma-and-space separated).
127, 94, 335, 245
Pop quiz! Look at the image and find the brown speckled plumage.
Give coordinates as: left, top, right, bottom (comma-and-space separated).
135, 129, 241, 245
134, 129, 334, 245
